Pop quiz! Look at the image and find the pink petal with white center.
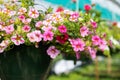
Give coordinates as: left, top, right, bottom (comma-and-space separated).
35, 21, 43, 28
4, 24, 14, 34
47, 46, 60, 59
42, 26, 53, 31
22, 18, 31, 24
18, 7, 27, 15
80, 26, 89, 37
11, 35, 25, 45
33, 30, 43, 42
69, 38, 85, 52
99, 39, 107, 51
27, 32, 36, 42
28, 8, 39, 18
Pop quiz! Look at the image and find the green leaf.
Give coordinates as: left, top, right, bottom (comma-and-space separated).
103, 49, 110, 57
45, 7, 53, 14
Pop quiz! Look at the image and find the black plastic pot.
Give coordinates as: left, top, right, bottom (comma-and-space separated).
0, 43, 51, 80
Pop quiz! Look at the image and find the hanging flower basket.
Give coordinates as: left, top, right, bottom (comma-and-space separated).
0, 43, 51, 80
0, 0, 111, 79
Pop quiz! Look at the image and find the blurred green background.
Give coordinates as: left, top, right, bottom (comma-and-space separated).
48, 52, 120, 80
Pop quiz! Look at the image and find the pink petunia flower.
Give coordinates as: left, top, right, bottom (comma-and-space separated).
27, 32, 36, 42
2, 8, 10, 14
9, 11, 16, 17
91, 21, 97, 28
18, 15, 25, 21
28, 8, 39, 18
22, 25, 31, 32
80, 26, 89, 37
42, 26, 53, 31
69, 38, 85, 52
4, 24, 14, 34
92, 35, 101, 46
0, 40, 10, 53
99, 39, 107, 51
1, 40, 10, 47
22, 18, 31, 24
53, 16, 63, 23
47, 46, 60, 59
27, 30, 42, 42
84, 4, 91, 11
69, 12, 79, 22
43, 31, 54, 41
42, 19, 52, 26
11, 34, 25, 45
18, 7, 27, 15
33, 30, 43, 42
58, 25, 67, 33
35, 21, 43, 28
88, 47, 96, 59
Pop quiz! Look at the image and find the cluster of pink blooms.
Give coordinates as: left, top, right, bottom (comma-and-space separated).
0, 3, 109, 60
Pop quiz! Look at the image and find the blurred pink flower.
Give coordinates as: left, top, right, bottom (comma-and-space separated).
2, 8, 10, 14
69, 38, 85, 52
69, 12, 79, 22
18, 7, 27, 15
92, 35, 101, 46
28, 8, 39, 18
1, 40, 10, 47
18, 15, 25, 21
35, 21, 43, 28
11, 34, 25, 45
88, 47, 96, 59
84, 4, 91, 11
22, 25, 31, 32
99, 39, 107, 51
58, 25, 67, 33
42, 26, 55, 31
33, 30, 43, 42
22, 18, 31, 24
27, 32, 36, 42
47, 46, 60, 59
4, 24, 14, 34
43, 31, 54, 41
27, 30, 42, 42
43, 19, 52, 26
0, 40, 10, 53
80, 26, 89, 37
91, 21, 97, 28
9, 11, 16, 16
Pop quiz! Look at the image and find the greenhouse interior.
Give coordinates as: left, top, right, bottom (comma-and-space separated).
0, 0, 120, 80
